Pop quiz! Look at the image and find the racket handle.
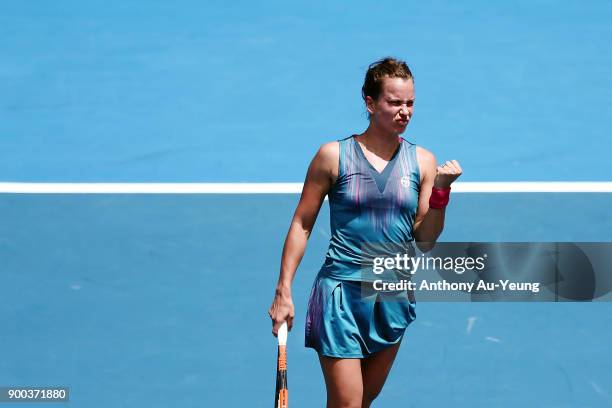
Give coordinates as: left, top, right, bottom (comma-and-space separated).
274, 321, 289, 408
278, 321, 288, 345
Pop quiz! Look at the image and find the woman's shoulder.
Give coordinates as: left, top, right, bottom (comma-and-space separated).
309, 140, 340, 173
308, 140, 341, 183
316, 140, 341, 160
414, 144, 436, 164
412, 145, 437, 182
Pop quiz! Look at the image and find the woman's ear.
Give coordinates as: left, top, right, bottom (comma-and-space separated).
365, 95, 375, 115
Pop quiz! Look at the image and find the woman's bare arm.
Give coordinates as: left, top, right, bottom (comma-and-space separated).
413, 146, 462, 252
268, 142, 339, 336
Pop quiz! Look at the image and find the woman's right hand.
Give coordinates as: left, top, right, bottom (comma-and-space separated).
268, 288, 295, 337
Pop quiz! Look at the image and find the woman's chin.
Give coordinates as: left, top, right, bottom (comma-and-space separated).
393, 124, 408, 134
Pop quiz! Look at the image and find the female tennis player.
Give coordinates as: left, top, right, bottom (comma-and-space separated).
268, 57, 462, 407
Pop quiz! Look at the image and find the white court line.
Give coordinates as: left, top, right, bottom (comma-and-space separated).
0, 182, 612, 194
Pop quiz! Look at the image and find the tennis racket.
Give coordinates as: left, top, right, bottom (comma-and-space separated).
274, 321, 288, 408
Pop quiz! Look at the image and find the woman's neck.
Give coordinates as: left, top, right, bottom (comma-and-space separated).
356, 124, 400, 158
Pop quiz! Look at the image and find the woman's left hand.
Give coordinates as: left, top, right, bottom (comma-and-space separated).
434, 160, 462, 189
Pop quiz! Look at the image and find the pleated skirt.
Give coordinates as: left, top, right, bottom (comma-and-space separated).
304, 272, 417, 358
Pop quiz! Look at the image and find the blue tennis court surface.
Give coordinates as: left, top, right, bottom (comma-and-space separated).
1, 1, 612, 407
1, 194, 611, 406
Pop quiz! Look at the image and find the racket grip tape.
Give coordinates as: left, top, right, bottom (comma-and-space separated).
274, 345, 288, 408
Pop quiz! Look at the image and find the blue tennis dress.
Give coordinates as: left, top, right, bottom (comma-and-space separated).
305, 135, 420, 358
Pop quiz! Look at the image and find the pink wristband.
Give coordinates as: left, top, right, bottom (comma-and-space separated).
429, 186, 451, 209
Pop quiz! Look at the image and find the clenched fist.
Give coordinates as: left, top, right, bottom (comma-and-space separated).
434, 160, 462, 189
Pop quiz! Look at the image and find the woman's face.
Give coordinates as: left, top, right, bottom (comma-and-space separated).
367, 77, 415, 135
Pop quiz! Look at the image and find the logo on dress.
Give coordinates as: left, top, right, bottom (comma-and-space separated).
400, 176, 410, 187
